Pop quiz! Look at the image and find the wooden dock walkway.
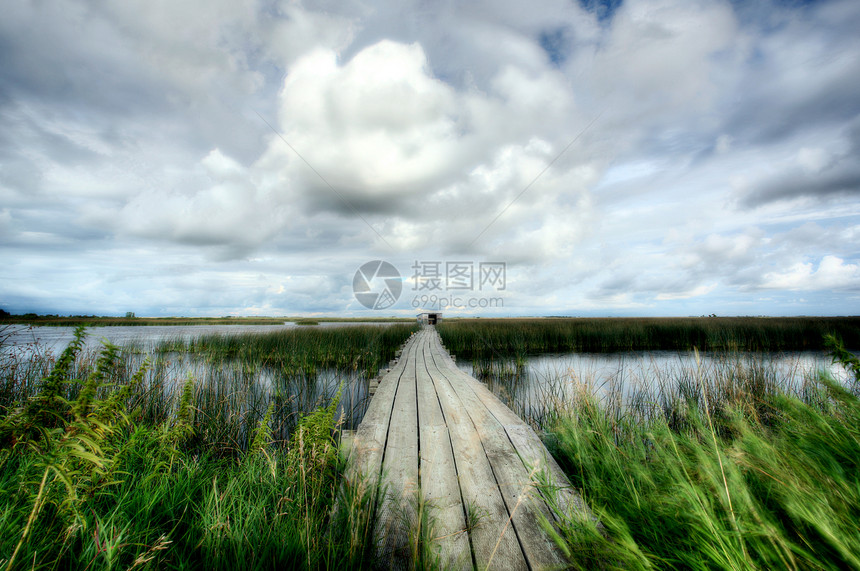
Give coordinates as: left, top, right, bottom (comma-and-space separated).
348, 326, 589, 570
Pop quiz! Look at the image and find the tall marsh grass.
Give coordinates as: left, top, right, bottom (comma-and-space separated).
438, 317, 860, 357
534, 338, 860, 569
440, 319, 860, 568
160, 324, 414, 380
2, 324, 417, 455
0, 325, 405, 569
468, 351, 830, 432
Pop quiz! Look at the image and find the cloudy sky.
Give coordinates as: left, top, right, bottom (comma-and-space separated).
2, 0, 859, 317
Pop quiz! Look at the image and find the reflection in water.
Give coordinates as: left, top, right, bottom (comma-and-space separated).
9, 326, 850, 442
1, 327, 379, 448
2, 323, 397, 355
130, 351, 371, 443
459, 351, 851, 426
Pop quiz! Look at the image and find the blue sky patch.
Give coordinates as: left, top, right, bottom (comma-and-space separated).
578, 0, 623, 23
539, 28, 570, 67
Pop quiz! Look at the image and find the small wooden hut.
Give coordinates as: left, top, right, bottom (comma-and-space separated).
416, 312, 442, 325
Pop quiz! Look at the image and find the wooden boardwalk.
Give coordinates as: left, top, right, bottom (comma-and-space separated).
348, 326, 589, 570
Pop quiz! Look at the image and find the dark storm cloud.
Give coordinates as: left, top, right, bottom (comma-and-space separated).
0, 4, 172, 118
719, 0, 860, 148
743, 119, 860, 207
744, 164, 860, 207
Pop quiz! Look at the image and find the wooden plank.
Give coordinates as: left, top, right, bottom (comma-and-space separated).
343, 335, 416, 561
351, 337, 414, 469
377, 337, 421, 568
428, 332, 591, 523
455, 370, 592, 523
426, 335, 569, 570
415, 340, 472, 570
349, 333, 417, 519
352, 327, 590, 570
422, 335, 529, 571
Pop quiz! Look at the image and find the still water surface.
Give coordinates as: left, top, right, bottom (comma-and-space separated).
2, 322, 396, 353
4, 325, 853, 428
456, 350, 851, 422
1, 323, 400, 433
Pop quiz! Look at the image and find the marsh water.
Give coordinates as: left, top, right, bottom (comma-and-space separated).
1, 322, 397, 354
1, 323, 399, 433
456, 350, 852, 422
3, 324, 852, 429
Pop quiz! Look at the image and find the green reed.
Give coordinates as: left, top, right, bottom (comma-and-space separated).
545, 369, 860, 568
163, 324, 416, 380
0, 326, 391, 570
525, 340, 860, 568
2, 324, 417, 458
438, 316, 860, 357
439, 319, 860, 568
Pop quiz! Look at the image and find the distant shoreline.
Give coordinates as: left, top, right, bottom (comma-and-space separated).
1, 315, 415, 327
3, 314, 859, 328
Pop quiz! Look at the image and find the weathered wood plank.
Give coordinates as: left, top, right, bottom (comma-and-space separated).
428, 333, 591, 522
415, 342, 472, 570
350, 335, 415, 487
426, 334, 569, 570
461, 372, 592, 523
344, 335, 416, 568
422, 338, 529, 571
377, 338, 421, 568
351, 327, 589, 571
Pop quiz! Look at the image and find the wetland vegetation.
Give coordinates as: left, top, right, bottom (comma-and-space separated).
0, 323, 416, 569
540, 337, 860, 570
3, 316, 860, 569
438, 316, 860, 356
439, 318, 860, 570
0, 314, 413, 327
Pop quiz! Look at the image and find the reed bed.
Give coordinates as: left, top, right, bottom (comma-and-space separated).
441, 318, 860, 568
2, 324, 417, 455
2, 316, 292, 327
8, 318, 860, 568
158, 324, 414, 380
2, 316, 414, 327
438, 316, 860, 356
0, 324, 421, 569
540, 347, 860, 569
463, 351, 830, 432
